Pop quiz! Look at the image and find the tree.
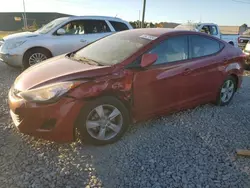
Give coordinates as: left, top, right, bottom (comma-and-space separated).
32, 20, 39, 30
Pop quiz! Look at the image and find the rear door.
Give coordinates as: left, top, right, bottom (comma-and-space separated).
181, 34, 225, 105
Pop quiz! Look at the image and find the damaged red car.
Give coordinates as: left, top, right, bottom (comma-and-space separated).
9, 28, 245, 145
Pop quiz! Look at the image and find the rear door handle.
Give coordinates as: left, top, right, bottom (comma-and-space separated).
183, 68, 192, 75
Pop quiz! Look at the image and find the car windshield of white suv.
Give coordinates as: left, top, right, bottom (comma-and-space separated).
72, 31, 152, 66
36, 17, 69, 34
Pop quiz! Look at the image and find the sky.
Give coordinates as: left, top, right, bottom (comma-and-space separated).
0, 0, 250, 26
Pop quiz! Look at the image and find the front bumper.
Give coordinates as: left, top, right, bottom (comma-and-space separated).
0, 52, 23, 67
0, 45, 23, 67
8, 89, 85, 143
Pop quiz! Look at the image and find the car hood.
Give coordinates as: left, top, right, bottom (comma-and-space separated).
14, 55, 114, 91
3, 32, 39, 41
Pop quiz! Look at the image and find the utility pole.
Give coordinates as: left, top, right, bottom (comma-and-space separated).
141, 0, 146, 28
138, 10, 141, 28
23, 0, 27, 30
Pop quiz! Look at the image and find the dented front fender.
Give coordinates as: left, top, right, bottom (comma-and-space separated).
68, 70, 134, 102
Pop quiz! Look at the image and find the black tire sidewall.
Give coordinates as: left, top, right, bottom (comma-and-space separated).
23, 49, 51, 69
77, 96, 130, 145
216, 76, 236, 106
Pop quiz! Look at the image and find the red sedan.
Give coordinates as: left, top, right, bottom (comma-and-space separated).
9, 28, 245, 145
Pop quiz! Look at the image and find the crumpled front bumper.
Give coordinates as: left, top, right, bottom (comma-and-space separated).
8, 88, 85, 143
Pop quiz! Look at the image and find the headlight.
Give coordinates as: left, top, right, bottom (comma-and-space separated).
6, 40, 26, 49
18, 81, 81, 103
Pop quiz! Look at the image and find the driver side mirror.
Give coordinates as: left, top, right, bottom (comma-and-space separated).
57, 28, 66, 35
140, 53, 158, 68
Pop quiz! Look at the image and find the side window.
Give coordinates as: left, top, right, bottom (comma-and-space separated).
209, 25, 218, 35
109, 21, 129, 31
83, 20, 111, 34
148, 36, 188, 65
61, 20, 111, 35
190, 35, 221, 58
200, 25, 211, 35
62, 20, 84, 35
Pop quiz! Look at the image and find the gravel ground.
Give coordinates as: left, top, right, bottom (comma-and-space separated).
1, 62, 250, 188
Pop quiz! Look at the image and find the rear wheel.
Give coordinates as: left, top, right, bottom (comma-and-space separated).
77, 97, 130, 145
216, 76, 236, 106
23, 48, 52, 69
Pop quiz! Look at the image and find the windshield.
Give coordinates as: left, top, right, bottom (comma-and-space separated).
36, 17, 69, 34
73, 31, 152, 66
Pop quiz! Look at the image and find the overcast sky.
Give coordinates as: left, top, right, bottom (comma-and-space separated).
1, 0, 249, 25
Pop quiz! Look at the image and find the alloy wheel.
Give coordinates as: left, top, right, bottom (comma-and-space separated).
29, 53, 47, 66
86, 104, 123, 141
220, 80, 235, 103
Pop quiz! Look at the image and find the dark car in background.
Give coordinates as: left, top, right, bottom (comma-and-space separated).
238, 29, 250, 50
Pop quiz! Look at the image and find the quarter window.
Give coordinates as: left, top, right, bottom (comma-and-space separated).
148, 36, 188, 65
190, 35, 221, 58
109, 21, 129, 31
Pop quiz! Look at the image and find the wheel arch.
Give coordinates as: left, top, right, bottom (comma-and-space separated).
23, 46, 53, 63
229, 73, 239, 90
84, 93, 132, 120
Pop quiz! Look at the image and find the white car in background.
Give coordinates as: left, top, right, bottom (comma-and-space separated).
0, 16, 133, 69
175, 23, 239, 47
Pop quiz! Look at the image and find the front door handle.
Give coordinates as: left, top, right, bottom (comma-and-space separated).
183, 68, 192, 75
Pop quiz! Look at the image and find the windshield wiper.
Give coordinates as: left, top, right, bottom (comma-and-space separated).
70, 55, 100, 66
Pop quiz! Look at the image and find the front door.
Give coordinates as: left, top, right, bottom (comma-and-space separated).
51, 19, 112, 56
132, 35, 190, 120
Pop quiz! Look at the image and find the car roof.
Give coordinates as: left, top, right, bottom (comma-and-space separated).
118, 28, 201, 38
62, 16, 124, 22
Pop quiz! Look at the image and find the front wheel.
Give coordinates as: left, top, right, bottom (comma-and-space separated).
216, 76, 236, 106
23, 48, 52, 69
77, 97, 130, 145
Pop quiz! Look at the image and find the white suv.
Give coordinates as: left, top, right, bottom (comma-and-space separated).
0, 16, 133, 69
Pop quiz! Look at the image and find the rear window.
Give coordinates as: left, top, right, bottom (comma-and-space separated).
190, 35, 222, 58
109, 21, 129, 31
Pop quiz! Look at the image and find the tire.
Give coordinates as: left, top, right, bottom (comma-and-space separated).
76, 96, 130, 145
216, 76, 237, 106
229, 41, 234, 46
23, 48, 52, 69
